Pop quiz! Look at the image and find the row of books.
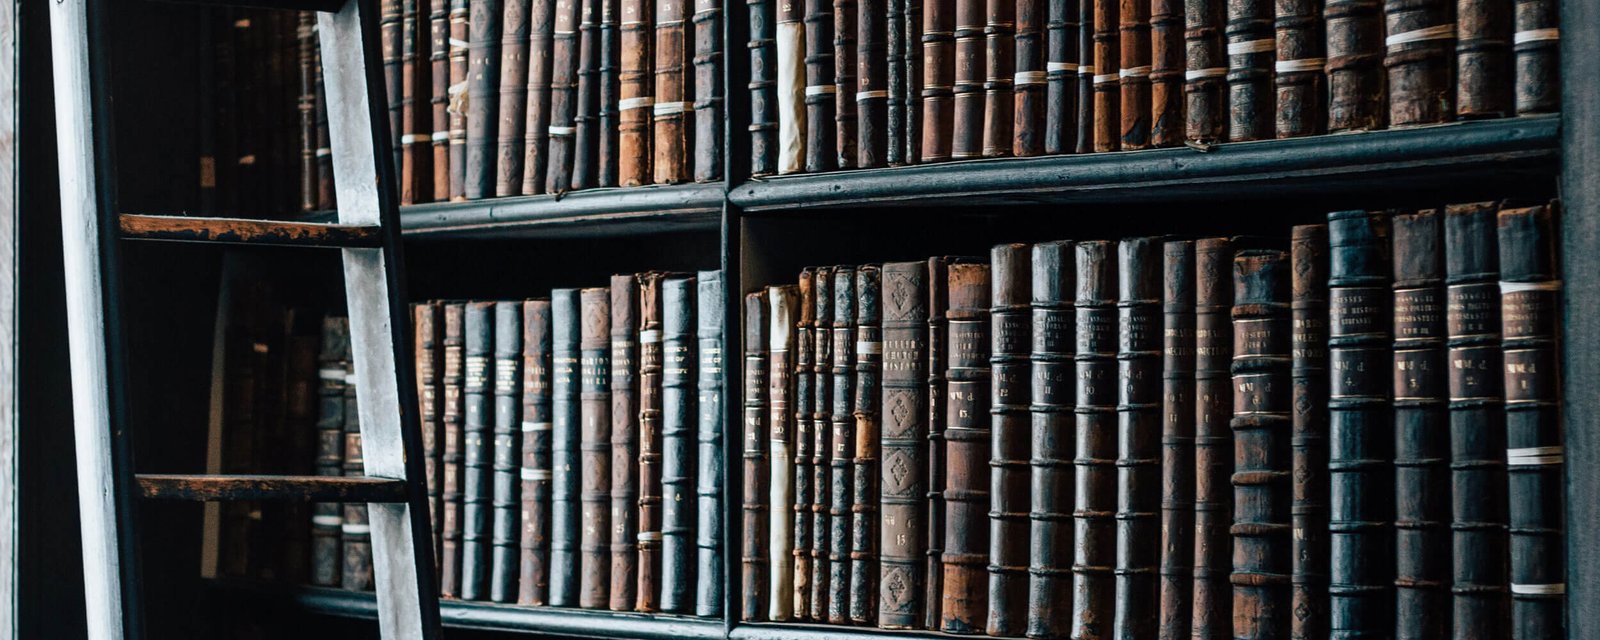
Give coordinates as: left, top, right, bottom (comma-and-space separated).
739, 203, 1564, 638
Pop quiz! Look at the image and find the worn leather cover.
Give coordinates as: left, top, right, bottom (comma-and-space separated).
768, 286, 802, 620
952, 0, 986, 158
777, 0, 808, 174
620, 0, 654, 184
466, 0, 503, 199
1113, 238, 1162, 639
1014, 0, 1046, 156
794, 269, 818, 619
697, 271, 726, 616
1290, 226, 1329, 640
743, 291, 772, 621
693, 0, 724, 181
384, 0, 405, 179
987, 246, 1030, 636
1091, 0, 1119, 151
572, 0, 601, 190
1027, 242, 1074, 639
1076, 0, 1095, 153
461, 301, 495, 600
1184, 0, 1227, 143
313, 318, 350, 589
835, 0, 860, 169
829, 268, 859, 624
1226, 0, 1274, 140
810, 267, 834, 620
611, 276, 641, 610
519, 300, 554, 606
654, 0, 695, 183
1325, 0, 1385, 131
1150, 0, 1182, 146
520, 0, 556, 193
550, 289, 584, 606
662, 276, 698, 612
849, 267, 881, 623
415, 303, 446, 576
599, 0, 621, 187
805, 0, 839, 172
858, 0, 889, 167
1455, 0, 1511, 118
879, 261, 929, 629
1072, 241, 1116, 640
941, 261, 991, 634
1384, 0, 1455, 126
1512, 0, 1558, 114
905, 0, 925, 164
1118, 0, 1150, 148
921, 0, 956, 162
579, 288, 614, 609
431, 0, 453, 199
449, 0, 470, 199
402, 0, 434, 204
982, 0, 1015, 158
1274, 0, 1327, 137
887, 0, 908, 165
496, 0, 531, 195
1159, 241, 1195, 640
441, 307, 465, 596
637, 274, 667, 611
1045, 0, 1081, 154
924, 258, 956, 630
1190, 238, 1234, 640
545, 0, 582, 192
750, 0, 778, 176
490, 303, 524, 602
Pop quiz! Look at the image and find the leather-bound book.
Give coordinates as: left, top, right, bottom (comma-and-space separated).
750, 0, 778, 176
697, 272, 727, 617
810, 267, 835, 621
1230, 249, 1293, 640
449, 0, 470, 199
316, 35, 336, 209
466, 0, 504, 199
1443, 202, 1508, 639
442, 307, 466, 597
850, 267, 882, 623
829, 268, 859, 624
1072, 241, 1117, 639
982, 0, 1016, 157
462, 301, 495, 600
654, 0, 694, 183
343, 356, 375, 590
312, 318, 349, 588
662, 276, 697, 612
1159, 241, 1195, 640
692, 0, 723, 181
743, 291, 772, 621
1014, 0, 1046, 155
1114, 238, 1162, 639
1091, 0, 1119, 151
921, 0, 956, 162
1512, 0, 1557, 113
550, 289, 584, 606
496, 0, 531, 195
1045, 0, 1081, 154
611, 276, 641, 611
638, 274, 667, 611
1274, 0, 1327, 137
1325, 0, 1384, 131
988, 245, 1030, 636
1185, 0, 1228, 143
769, 286, 802, 621
1226, 0, 1274, 140
1118, 0, 1151, 148
491, 302, 524, 603
432, 0, 452, 199
599, 0, 621, 186
573, 0, 601, 190
620, 0, 653, 185
836, 0, 860, 169
1290, 225, 1330, 640
953, 0, 987, 158
1076, 0, 1095, 153
879, 261, 929, 629
1026, 242, 1074, 639
1455, 0, 1511, 118
794, 270, 818, 619
402, 0, 433, 205
887, 0, 907, 165
905, 0, 925, 164
520, 0, 556, 193
384, 0, 404, 175
1190, 238, 1234, 640
1328, 210, 1394, 638
520, 300, 554, 606
1392, 210, 1450, 637
1150, 0, 1182, 147
858, 0, 889, 167
805, 0, 839, 172
924, 258, 955, 630
1384, 0, 1454, 126
416, 303, 446, 570
546, 0, 581, 193
579, 288, 614, 609
777, 0, 808, 174
942, 261, 991, 634
1499, 203, 1565, 638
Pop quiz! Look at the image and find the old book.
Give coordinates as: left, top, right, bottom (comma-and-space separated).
697, 271, 726, 617
402, 0, 433, 205
315, 31, 336, 209
461, 301, 495, 600
982, 0, 1016, 157
1072, 241, 1117, 639
1185, 0, 1228, 143
982, 246, 1029, 637
1230, 249, 1293, 640
1499, 203, 1564, 638
942, 261, 991, 634
573, 0, 601, 189
805, 0, 839, 172
579, 288, 614, 609
921, 0, 956, 162
849, 267, 881, 623
519, 300, 554, 606
662, 276, 698, 612
794, 270, 818, 619
466, 0, 504, 199
1443, 202, 1509, 639
520, 0, 556, 193
887, 0, 908, 165
751, 0, 779, 176
1076, 0, 1095, 153
496, 0, 531, 195
311, 317, 349, 588
1384, 0, 1455, 126
1325, 0, 1384, 131
924, 258, 955, 630
743, 291, 772, 621
1114, 238, 1162, 638
343, 354, 374, 590
654, 0, 694, 183
1150, 0, 1182, 146
1025, 242, 1074, 639
599, 0, 621, 186
415, 303, 446, 572
442, 306, 466, 597
811, 267, 835, 621
953, 0, 987, 158
1091, 0, 1119, 150
836, 0, 860, 169
1290, 225, 1330, 640
620, 0, 654, 184
1275, 0, 1327, 137
1512, 0, 1558, 113
638, 274, 667, 612
491, 302, 524, 603
385, 0, 405, 175
1014, 0, 1046, 155
1119, 0, 1151, 148
1328, 210, 1394, 638
1455, 0, 1511, 118
1226, 0, 1274, 140
1191, 237, 1234, 640
449, 0, 470, 199
1159, 241, 1195, 640
905, 0, 924, 164
611, 276, 641, 611
828, 268, 859, 624
432, 0, 452, 198
1045, 0, 1081, 154
297, 13, 320, 210
546, 0, 582, 192
879, 261, 929, 629
693, 0, 723, 181
1392, 210, 1450, 637
550, 289, 584, 606
769, 286, 802, 620
777, 0, 808, 174
858, 0, 889, 167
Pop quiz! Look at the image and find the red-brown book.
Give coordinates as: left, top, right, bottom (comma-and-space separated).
654, 0, 694, 183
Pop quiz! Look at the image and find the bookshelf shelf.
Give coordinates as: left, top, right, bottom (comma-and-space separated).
730, 622, 966, 640
398, 182, 726, 239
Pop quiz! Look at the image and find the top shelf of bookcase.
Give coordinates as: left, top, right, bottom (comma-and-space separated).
398, 182, 725, 240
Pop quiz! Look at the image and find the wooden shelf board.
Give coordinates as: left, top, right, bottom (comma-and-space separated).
397, 182, 725, 239
730, 621, 974, 640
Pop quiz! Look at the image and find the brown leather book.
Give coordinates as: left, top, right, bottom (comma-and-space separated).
1012, 0, 1046, 156
1384, 0, 1455, 126
988, 246, 1029, 636
296, 13, 318, 212
1159, 241, 1195, 640
952, 0, 987, 158
1190, 238, 1234, 640
806, 0, 839, 172
836, 0, 860, 169
983, 0, 1017, 158
858, 0, 890, 167
777, 0, 808, 174
879, 261, 929, 629
887, 0, 908, 165
654, 0, 695, 183
403, 0, 434, 204
1274, 0, 1327, 137
519, 300, 554, 606
466, 0, 504, 199
637, 273, 666, 612
1114, 238, 1162, 638
828, 268, 857, 624
1150, 0, 1182, 146
1045, 0, 1081, 154
1184, 0, 1227, 144
431, 0, 453, 199
1455, 0, 1511, 118
579, 288, 613, 609
1091, 0, 1119, 151
521, 0, 556, 194
312, 317, 349, 588
1076, 0, 1095, 153
449, 0, 470, 199
743, 291, 772, 621
611, 276, 641, 611
921, 0, 956, 162
1071, 241, 1117, 639
941, 261, 991, 634
496, 0, 531, 196
1119, 0, 1151, 148
751, 0, 779, 176
573, 0, 602, 190
599, 0, 621, 186
1290, 226, 1330, 640
850, 266, 882, 623
384, 0, 405, 177
440, 306, 465, 597
1025, 242, 1074, 639
619, 0, 654, 185
1325, 0, 1385, 131
692, 0, 723, 181
924, 257, 954, 630
1512, 0, 1558, 113
1226, 0, 1274, 141
793, 269, 817, 620
546, 0, 581, 193
811, 267, 835, 621
769, 286, 802, 620
415, 303, 446, 578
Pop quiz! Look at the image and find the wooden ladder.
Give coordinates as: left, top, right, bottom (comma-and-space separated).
45, 0, 440, 638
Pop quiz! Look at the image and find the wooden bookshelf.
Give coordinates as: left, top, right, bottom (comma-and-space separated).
398, 183, 725, 239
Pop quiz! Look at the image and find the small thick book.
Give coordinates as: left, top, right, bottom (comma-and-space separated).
461, 301, 495, 600
465, 0, 504, 199
1226, 0, 1275, 141
1115, 238, 1162, 639
519, 300, 554, 606
834, 0, 860, 170
549, 289, 584, 606
696, 271, 727, 617
311, 317, 349, 588
611, 276, 641, 611
653, 0, 695, 184
1013, 0, 1046, 156
951, 0, 986, 158
448, 0, 470, 199
1274, 0, 1327, 137
849, 267, 880, 624
1455, 0, 1511, 118
490, 302, 524, 603
619, 0, 653, 185
749, 0, 779, 176
980, 0, 1015, 158
742, 291, 772, 622
1149, 0, 1181, 146
827, 268, 857, 624
941, 261, 991, 634
1384, 0, 1454, 126
546, 0, 583, 193
768, 285, 802, 621
1044, 0, 1080, 154
662, 275, 698, 612
441, 306, 466, 597
987, 246, 1030, 637
1290, 225, 1330, 640
1184, 0, 1227, 144
805, 0, 839, 172
520, 0, 557, 194
1190, 238, 1234, 639
1159, 241, 1196, 640
1325, 0, 1384, 131
1512, 0, 1558, 114
638, 273, 667, 611
579, 287, 614, 609
878, 261, 929, 630
495, 0, 531, 196
920, 0, 956, 162
1118, 0, 1151, 149
1072, 241, 1116, 638
1027, 242, 1074, 639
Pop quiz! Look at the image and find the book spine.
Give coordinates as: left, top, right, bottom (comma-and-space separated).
942, 262, 991, 634
743, 291, 772, 621
1227, 0, 1275, 140
1443, 201, 1508, 639
450, 0, 470, 199
573, 0, 601, 189
879, 261, 930, 629
1091, 0, 1119, 151
432, 0, 452, 199
404, 0, 434, 203
497, 0, 531, 195
546, 0, 581, 192
1455, 0, 1511, 117
1045, 0, 1080, 153
1191, 237, 1234, 640
887, 0, 908, 165
315, 35, 337, 209
442, 307, 466, 596
836, 0, 860, 169
1325, 0, 1384, 131
621, 0, 655, 184
385, 0, 405, 176
1023, 243, 1074, 639
1384, 0, 1455, 126
1392, 210, 1450, 637
905, 0, 924, 164
467, 0, 504, 199
462, 302, 495, 599
750, 0, 778, 176
520, 300, 554, 606
829, 268, 859, 624
806, 0, 839, 171
612, 276, 641, 611
312, 318, 349, 588
1512, 0, 1557, 113
858, 0, 889, 167
638, 274, 667, 611
850, 267, 881, 623
297, 13, 318, 211
579, 288, 613, 609
1076, 0, 1095, 153
1119, 0, 1151, 148
1328, 210, 1394, 638
988, 246, 1030, 636
693, 0, 724, 180
922, 0, 956, 162
811, 267, 835, 621
416, 304, 446, 577
550, 289, 583, 606
794, 270, 817, 619
1159, 241, 1195, 640
1275, 0, 1327, 137
1114, 238, 1162, 638
600, 0, 621, 186
1290, 225, 1330, 640
954, 0, 987, 158
1014, 0, 1046, 155
777, 0, 808, 174
1499, 203, 1565, 638
1150, 0, 1182, 146
769, 286, 802, 620
663, 276, 698, 612
1071, 241, 1116, 639
983, 0, 1016, 158
343, 354, 375, 590
655, 0, 694, 182
697, 271, 727, 617
1185, 0, 1226, 143
925, 258, 952, 630
522, 0, 556, 193
491, 302, 524, 603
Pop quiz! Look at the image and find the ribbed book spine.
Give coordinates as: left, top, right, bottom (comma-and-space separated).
777, 0, 808, 173
1290, 225, 1330, 640
462, 302, 495, 600
988, 246, 1030, 636
692, 0, 723, 180
415, 304, 445, 574
879, 262, 929, 629
887, 0, 908, 165
1023, 243, 1073, 639
550, 289, 583, 607
612, 276, 641, 611
1159, 241, 1195, 640
835, 0, 861, 169
905, 0, 925, 163
1045, 0, 1080, 153
1274, 0, 1327, 137
638, 274, 666, 611
599, 0, 621, 186
942, 262, 991, 634
491, 303, 524, 602
1328, 210, 1394, 638
520, 300, 553, 606
1114, 238, 1162, 639
1150, 0, 1182, 146
654, 0, 694, 182
466, 0, 504, 199
1384, 0, 1455, 126
1185, 0, 1228, 143
925, 258, 953, 631
829, 268, 859, 624
573, 0, 601, 189
1191, 238, 1234, 640
1455, 0, 1511, 118
496, 0, 530, 195
1511, 0, 1558, 113
1499, 203, 1565, 638
806, 0, 839, 171
850, 267, 882, 623
1118, 0, 1151, 148
1014, 0, 1046, 156
431, 0, 452, 198
794, 270, 818, 619
982, 0, 1016, 157
546, 0, 582, 192
521, 0, 556, 193
858, 0, 890, 167
312, 318, 349, 589
1076, 0, 1095, 153
769, 286, 802, 620
442, 307, 465, 596
1444, 201, 1508, 640
697, 272, 727, 617
662, 276, 698, 612
750, 0, 778, 176
743, 291, 772, 621
1090, 0, 1119, 151
953, 0, 986, 158
621, 0, 654, 184
1227, 0, 1275, 140
449, 0, 470, 199
343, 353, 374, 590
922, 0, 956, 162
1325, 0, 1384, 131
385, 0, 405, 175
1072, 241, 1116, 639
811, 267, 835, 621
403, 0, 433, 204
579, 288, 613, 609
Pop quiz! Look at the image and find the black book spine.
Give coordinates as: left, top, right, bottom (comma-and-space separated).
579, 288, 613, 609
550, 289, 584, 606
829, 267, 858, 624
1115, 238, 1162, 639
1160, 240, 1195, 640
888, 0, 908, 165
612, 276, 641, 611
794, 270, 817, 619
1027, 242, 1074, 639
697, 271, 727, 617
924, 258, 951, 630
850, 267, 881, 623
520, 300, 554, 606
491, 302, 524, 602
572, 0, 601, 190
812, 267, 835, 621
1291, 225, 1331, 640
1045, 0, 1080, 154
599, 0, 621, 186
750, 0, 779, 176
743, 291, 771, 622
805, 0, 839, 172
1072, 240, 1117, 639
1074, 0, 1094, 154
466, 0, 504, 199
462, 302, 496, 600
662, 276, 698, 612
879, 261, 929, 629
988, 246, 1031, 636
1191, 238, 1234, 640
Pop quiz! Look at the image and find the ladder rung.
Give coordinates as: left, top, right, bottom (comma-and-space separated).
136, 474, 410, 502
118, 214, 383, 248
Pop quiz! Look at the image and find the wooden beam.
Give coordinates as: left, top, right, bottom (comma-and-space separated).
135, 474, 410, 502
118, 214, 382, 247
0, 0, 16, 636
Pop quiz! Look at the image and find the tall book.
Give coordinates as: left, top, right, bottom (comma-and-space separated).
654, 0, 694, 183
1393, 210, 1450, 637
620, 0, 654, 185
921, 0, 956, 162
612, 276, 642, 611
1118, 0, 1150, 149
415, 303, 446, 572
466, 0, 504, 199
449, 0, 470, 199
550, 289, 584, 606
849, 267, 881, 622
573, 0, 601, 189
491, 302, 524, 602
1325, 0, 1384, 131
402, 0, 433, 204
431, 0, 453, 198
1072, 241, 1117, 638
384, 0, 405, 174
519, 300, 554, 606
1184, 0, 1227, 144
941, 261, 991, 634
794, 269, 818, 619
1014, 0, 1046, 156
1384, 0, 1454, 126
1443, 202, 1509, 639
828, 268, 859, 624
1114, 238, 1161, 638
769, 286, 802, 620
811, 267, 835, 621
924, 258, 954, 630
886, 0, 908, 165
599, 0, 621, 186
693, 0, 724, 181
952, 0, 987, 158
805, 0, 839, 172
1512, 0, 1558, 114
343, 353, 374, 590
1190, 238, 1234, 640
1159, 240, 1196, 640
1076, 0, 1095, 153
1090, 0, 1120, 151
1290, 225, 1330, 640
988, 245, 1030, 636
1226, 0, 1274, 140
836, 0, 860, 169
751, 0, 779, 176
904, 0, 924, 164
1045, 0, 1081, 154
1455, 0, 1511, 118
546, 0, 582, 192
982, 0, 1016, 157
1026, 242, 1074, 639
743, 291, 772, 621
638, 274, 667, 611
496, 0, 531, 195
858, 0, 889, 167
315, 25, 336, 209
1274, 0, 1327, 137
662, 276, 698, 612
1328, 210, 1394, 638
311, 317, 349, 588
461, 301, 495, 600
579, 288, 613, 609
1499, 203, 1565, 638
1230, 249, 1293, 640
697, 271, 727, 617
879, 261, 929, 629
520, 0, 556, 193
442, 306, 466, 596
1150, 0, 1182, 146
777, 0, 808, 174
